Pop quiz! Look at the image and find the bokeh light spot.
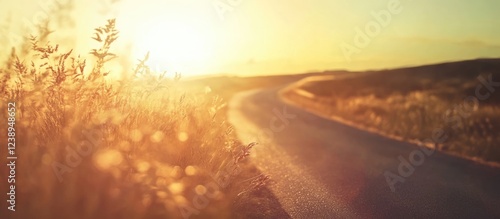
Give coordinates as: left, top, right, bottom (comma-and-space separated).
195, 185, 207, 195
130, 129, 143, 142
168, 182, 185, 194
178, 132, 188, 142
185, 165, 197, 176
93, 149, 123, 171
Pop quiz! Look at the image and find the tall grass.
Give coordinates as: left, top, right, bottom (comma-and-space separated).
284, 66, 500, 163
0, 19, 259, 219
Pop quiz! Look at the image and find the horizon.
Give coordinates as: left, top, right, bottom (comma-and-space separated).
1, 0, 499, 77
194, 57, 500, 79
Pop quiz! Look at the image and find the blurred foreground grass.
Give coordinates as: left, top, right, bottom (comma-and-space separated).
0, 19, 289, 219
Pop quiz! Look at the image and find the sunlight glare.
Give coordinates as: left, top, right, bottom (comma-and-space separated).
134, 19, 214, 76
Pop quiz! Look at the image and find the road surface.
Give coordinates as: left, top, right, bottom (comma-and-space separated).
227, 86, 500, 219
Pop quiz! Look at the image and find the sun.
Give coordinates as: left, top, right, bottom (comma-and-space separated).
134, 19, 214, 77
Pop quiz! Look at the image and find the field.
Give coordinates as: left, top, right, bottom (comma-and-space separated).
0, 19, 291, 219
283, 59, 500, 163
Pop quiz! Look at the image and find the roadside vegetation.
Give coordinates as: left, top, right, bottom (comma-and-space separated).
0, 17, 285, 219
284, 61, 500, 163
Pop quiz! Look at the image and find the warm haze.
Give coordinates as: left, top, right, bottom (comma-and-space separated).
1, 0, 499, 77
1, 1, 500, 219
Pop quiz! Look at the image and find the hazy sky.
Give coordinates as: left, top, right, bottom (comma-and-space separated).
1, 0, 500, 77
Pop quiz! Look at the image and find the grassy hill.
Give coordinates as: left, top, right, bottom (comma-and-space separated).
283, 59, 500, 163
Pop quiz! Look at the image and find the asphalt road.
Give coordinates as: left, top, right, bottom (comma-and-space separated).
227, 86, 500, 219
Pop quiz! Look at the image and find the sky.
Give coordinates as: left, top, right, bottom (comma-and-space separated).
1, 0, 500, 77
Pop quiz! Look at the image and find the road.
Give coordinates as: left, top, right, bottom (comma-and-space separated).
227, 86, 500, 219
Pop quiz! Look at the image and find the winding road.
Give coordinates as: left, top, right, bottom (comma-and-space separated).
227, 86, 500, 219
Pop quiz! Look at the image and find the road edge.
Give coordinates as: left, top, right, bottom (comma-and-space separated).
277, 78, 500, 169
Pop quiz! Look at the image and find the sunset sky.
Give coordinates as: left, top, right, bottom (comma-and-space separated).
1, 0, 500, 77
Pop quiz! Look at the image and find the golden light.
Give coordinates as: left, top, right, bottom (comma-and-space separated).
136, 160, 151, 173
168, 182, 185, 194
134, 18, 215, 77
195, 185, 207, 195
150, 131, 165, 143
93, 149, 124, 171
178, 131, 189, 142
185, 165, 197, 176
130, 129, 143, 142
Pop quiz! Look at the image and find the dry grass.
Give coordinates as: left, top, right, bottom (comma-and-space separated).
0, 19, 268, 219
284, 61, 500, 162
